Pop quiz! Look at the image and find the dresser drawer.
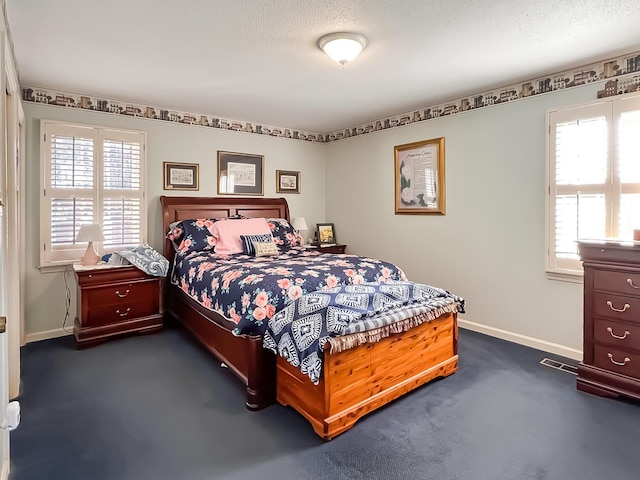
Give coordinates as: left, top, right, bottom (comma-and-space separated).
593, 269, 640, 296
84, 280, 158, 308
593, 317, 640, 351
592, 292, 640, 324
593, 345, 640, 380
85, 299, 159, 327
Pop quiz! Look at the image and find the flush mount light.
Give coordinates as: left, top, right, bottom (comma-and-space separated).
318, 32, 367, 65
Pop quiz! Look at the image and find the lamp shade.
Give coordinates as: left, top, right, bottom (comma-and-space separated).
319, 33, 367, 65
76, 223, 104, 243
76, 224, 104, 266
292, 217, 308, 232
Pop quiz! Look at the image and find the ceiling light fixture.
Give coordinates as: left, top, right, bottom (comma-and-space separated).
318, 32, 367, 65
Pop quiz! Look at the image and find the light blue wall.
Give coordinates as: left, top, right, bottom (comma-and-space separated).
24, 81, 603, 356
325, 84, 603, 356
23, 104, 326, 337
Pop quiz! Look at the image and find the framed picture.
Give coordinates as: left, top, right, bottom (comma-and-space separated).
163, 162, 199, 190
217, 151, 264, 195
316, 223, 336, 245
276, 170, 300, 194
394, 137, 446, 215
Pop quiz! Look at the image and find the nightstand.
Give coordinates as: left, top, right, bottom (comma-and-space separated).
74, 264, 163, 349
308, 244, 347, 254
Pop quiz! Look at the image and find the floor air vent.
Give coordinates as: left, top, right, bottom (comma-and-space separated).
540, 357, 578, 375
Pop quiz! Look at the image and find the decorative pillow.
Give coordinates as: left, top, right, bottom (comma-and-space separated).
117, 244, 169, 277
209, 217, 272, 255
267, 218, 303, 249
253, 240, 279, 257
240, 233, 276, 255
166, 219, 218, 254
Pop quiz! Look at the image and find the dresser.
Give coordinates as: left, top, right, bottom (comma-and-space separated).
74, 264, 163, 348
577, 240, 640, 401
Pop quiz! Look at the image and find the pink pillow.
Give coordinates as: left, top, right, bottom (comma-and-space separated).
209, 218, 272, 254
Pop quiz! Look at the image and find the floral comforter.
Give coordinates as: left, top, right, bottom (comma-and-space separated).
170, 246, 407, 335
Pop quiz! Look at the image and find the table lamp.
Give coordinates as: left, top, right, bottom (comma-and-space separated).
292, 217, 308, 244
76, 223, 104, 266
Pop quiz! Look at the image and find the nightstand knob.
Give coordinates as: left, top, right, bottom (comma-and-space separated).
115, 289, 130, 298
116, 307, 131, 317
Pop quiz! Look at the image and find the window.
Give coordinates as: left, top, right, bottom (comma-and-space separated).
546, 93, 640, 277
40, 120, 147, 267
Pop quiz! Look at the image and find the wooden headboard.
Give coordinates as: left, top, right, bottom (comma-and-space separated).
160, 196, 291, 259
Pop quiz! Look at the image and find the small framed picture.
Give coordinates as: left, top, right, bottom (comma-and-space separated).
217, 151, 264, 195
316, 223, 336, 245
163, 162, 199, 190
276, 170, 300, 194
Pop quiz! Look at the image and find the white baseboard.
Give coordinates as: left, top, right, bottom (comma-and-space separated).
458, 317, 583, 361
24, 327, 72, 344
1, 458, 9, 480
25, 319, 582, 361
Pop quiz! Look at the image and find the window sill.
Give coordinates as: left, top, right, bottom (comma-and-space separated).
38, 262, 74, 274
545, 269, 583, 284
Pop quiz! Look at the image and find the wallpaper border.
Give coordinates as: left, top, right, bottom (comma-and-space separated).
21, 49, 640, 143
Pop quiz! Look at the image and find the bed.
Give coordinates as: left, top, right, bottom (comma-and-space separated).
161, 196, 461, 439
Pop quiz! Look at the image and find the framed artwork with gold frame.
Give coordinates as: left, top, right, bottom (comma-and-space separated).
276, 170, 300, 194
217, 151, 264, 195
394, 137, 446, 215
163, 161, 199, 190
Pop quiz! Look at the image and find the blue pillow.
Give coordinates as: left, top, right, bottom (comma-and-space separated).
166, 219, 218, 254
240, 233, 275, 255
267, 218, 303, 249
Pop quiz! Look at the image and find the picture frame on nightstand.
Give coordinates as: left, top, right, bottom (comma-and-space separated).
316, 223, 336, 245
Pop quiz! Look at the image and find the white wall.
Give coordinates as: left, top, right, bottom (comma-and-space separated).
325, 84, 604, 358
23, 103, 326, 338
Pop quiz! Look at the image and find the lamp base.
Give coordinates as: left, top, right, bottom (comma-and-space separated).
80, 242, 101, 266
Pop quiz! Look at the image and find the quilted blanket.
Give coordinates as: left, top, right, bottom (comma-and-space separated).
263, 281, 465, 384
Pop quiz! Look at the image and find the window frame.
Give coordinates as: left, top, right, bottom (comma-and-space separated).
39, 119, 147, 269
546, 92, 640, 280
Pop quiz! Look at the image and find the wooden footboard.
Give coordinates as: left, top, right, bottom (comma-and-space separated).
276, 312, 458, 440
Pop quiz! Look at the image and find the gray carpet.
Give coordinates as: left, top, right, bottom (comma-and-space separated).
10, 326, 640, 480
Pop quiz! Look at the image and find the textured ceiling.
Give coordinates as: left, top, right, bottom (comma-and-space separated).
6, 0, 640, 133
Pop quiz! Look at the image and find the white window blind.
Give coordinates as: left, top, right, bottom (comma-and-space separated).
547, 94, 640, 276
40, 121, 147, 267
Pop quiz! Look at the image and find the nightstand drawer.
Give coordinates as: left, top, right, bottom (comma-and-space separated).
593, 345, 640, 380
592, 292, 640, 324
85, 300, 159, 327
317, 244, 347, 254
74, 265, 163, 348
593, 317, 640, 351
76, 266, 152, 287
84, 280, 159, 308
593, 269, 640, 296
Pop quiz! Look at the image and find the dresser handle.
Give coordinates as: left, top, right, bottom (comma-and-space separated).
116, 308, 131, 317
115, 289, 130, 298
607, 353, 631, 366
606, 327, 630, 340
607, 301, 630, 313
627, 278, 640, 289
